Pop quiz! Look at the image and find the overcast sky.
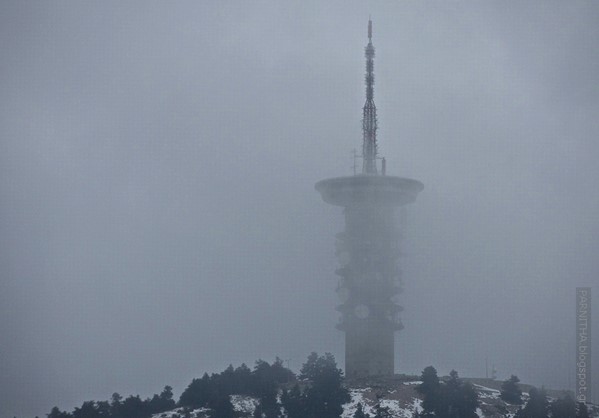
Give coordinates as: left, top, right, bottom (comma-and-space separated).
1, 1, 598, 417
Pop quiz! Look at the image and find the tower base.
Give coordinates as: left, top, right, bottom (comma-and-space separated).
345, 320, 395, 378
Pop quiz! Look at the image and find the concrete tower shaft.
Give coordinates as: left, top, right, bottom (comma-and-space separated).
315, 21, 423, 379
315, 176, 422, 377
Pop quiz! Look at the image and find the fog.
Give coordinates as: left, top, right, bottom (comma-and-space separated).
1, 1, 598, 417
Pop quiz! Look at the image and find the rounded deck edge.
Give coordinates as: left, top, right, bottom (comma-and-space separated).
315, 175, 424, 207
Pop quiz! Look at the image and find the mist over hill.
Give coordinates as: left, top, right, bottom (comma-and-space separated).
41, 355, 598, 418
1, 2, 598, 417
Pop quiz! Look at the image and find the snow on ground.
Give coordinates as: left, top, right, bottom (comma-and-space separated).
379, 398, 418, 418
151, 381, 598, 418
474, 384, 501, 400
150, 396, 257, 418
151, 407, 210, 418
342, 388, 374, 418
341, 387, 422, 418
230, 394, 258, 416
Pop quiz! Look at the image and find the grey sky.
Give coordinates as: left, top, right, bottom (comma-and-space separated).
1, 1, 598, 417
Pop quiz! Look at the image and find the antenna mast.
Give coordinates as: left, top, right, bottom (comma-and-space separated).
362, 18, 378, 174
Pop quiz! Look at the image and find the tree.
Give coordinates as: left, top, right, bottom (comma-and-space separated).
270, 357, 295, 384
500, 375, 523, 405
46, 357, 297, 418
108, 393, 126, 418
301, 352, 351, 418
416, 366, 441, 417
234, 363, 253, 394
515, 387, 549, 418
118, 395, 147, 418
94, 402, 110, 418
454, 381, 478, 418
258, 381, 280, 418
218, 365, 237, 396
442, 370, 478, 418
443, 370, 461, 418
177, 358, 294, 415
281, 353, 351, 418
148, 386, 176, 414
576, 402, 590, 418
48, 407, 72, 418
281, 384, 304, 418
353, 402, 370, 418
210, 395, 235, 418
179, 373, 213, 408
550, 395, 577, 418
373, 403, 392, 418
252, 360, 278, 398
72, 401, 105, 418
253, 402, 264, 418
416, 367, 477, 418
252, 358, 295, 397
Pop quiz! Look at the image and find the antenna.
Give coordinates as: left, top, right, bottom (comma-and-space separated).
362, 18, 378, 174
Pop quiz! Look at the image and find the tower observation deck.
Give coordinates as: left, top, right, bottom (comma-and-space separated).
315, 20, 423, 378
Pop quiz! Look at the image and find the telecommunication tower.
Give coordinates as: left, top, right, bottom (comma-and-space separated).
315, 20, 423, 378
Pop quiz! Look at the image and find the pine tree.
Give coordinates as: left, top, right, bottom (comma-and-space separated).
211, 395, 235, 418
515, 387, 549, 418
373, 403, 392, 418
442, 370, 478, 418
72, 401, 104, 418
500, 375, 523, 405
234, 363, 253, 394
179, 373, 213, 408
118, 395, 146, 418
416, 366, 441, 417
416, 367, 478, 418
576, 402, 590, 418
300, 352, 351, 418
550, 395, 577, 418
48, 407, 72, 418
353, 402, 370, 418
454, 380, 478, 418
281, 384, 304, 418
253, 403, 264, 418
444, 369, 461, 418
147, 386, 176, 414
259, 382, 280, 418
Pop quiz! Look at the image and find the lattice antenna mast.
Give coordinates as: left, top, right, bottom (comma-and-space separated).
362, 19, 378, 174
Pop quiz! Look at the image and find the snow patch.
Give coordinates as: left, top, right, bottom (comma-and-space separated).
151, 407, 210, 418
230, 395, 258, 415
474, 384, 501, 400
342, 388, 422, 418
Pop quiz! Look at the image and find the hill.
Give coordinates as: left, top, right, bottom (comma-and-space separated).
148, 374, 598, 418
